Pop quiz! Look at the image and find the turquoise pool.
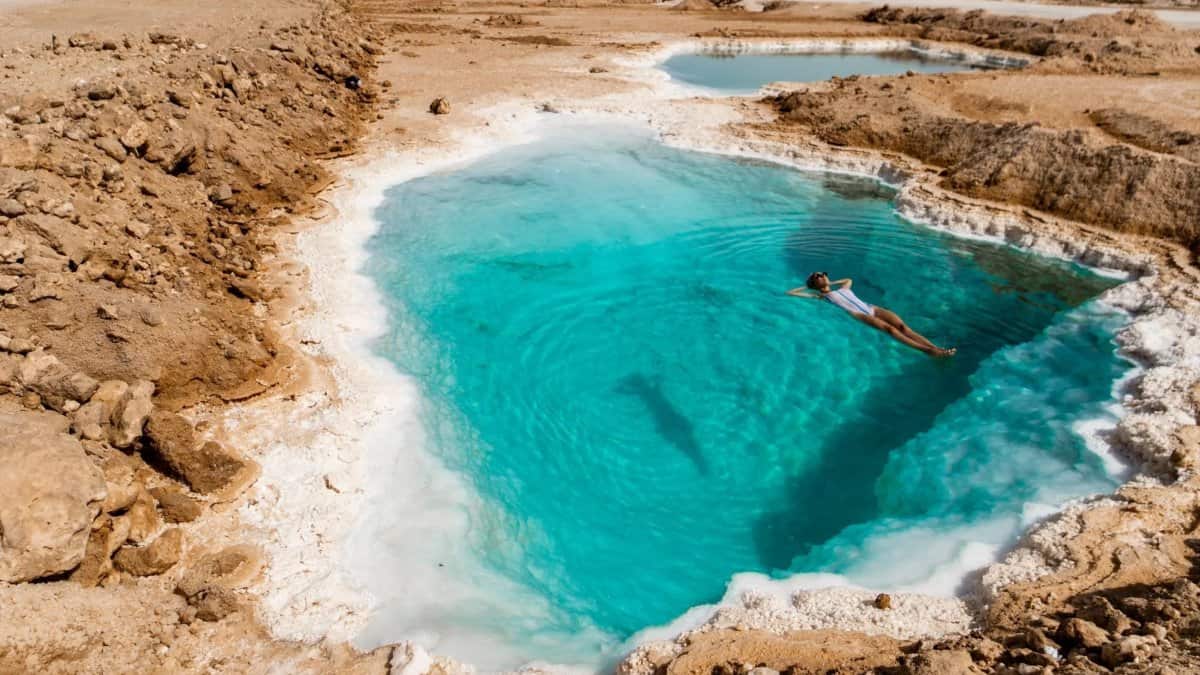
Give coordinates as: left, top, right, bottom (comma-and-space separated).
352, 125, 1128, 669
661, 51, 992, 94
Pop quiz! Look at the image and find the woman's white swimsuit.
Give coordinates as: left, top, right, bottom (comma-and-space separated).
823, 287, 875, 317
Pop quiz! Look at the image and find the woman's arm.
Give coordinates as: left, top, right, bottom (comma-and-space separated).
833, 278, 852, 288
786, 288, 819, 298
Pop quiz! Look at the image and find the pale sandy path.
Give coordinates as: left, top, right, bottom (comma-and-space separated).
785, 0, 1200, 27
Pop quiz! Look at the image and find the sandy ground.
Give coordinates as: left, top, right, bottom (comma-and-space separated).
1, 0, 1199, 672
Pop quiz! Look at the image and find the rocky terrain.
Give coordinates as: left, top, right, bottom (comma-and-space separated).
0, 0, 401, 671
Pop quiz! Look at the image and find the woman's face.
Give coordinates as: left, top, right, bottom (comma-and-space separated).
814, 272, 830, 290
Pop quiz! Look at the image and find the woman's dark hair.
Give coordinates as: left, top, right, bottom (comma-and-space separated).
806, 272, 826, 290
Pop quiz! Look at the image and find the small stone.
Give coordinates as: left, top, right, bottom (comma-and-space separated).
119, 120, 150, 152
1024, 628, 1057, 653
148, 32, 184, 46
72, 379, 127, 441
108, 379, 154, 449
209, 183, 234, 206
114, 527, 183, 576
190, 584, 240, 621
29, 279, 62, 301
0, 198, 26, 217
1079, 597, 1134, 635
900, 649, 975, 675
97, 304, 119, 320
87, 84, 118, 101
96, 137, 126, 161
971, 638, 1004, 662
0, 236, 26, 263
428, 97, 451, 115
7, 338, 34, 354
51, 201, 75, 218
148, 486, 203, 523
125, 220, 151, 238
1058, 617, 1110, 649
166, 90, 191, 108
125, 488, 160, 543
874, 593, 892, 610
1100, 634, 1158, 668
0, 275, 19, 293
139, 307, 164, 327
68, 32, 99, 48
99, 458, 138, 513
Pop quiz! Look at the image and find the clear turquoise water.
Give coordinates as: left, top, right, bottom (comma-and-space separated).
359, 126, 1128, 669
661, 51, 990, 94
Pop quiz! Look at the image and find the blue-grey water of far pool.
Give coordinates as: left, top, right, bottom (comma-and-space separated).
353, 125, 1128, 670
661, 51, 991, 94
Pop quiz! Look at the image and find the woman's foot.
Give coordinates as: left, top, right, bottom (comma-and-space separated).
934, 347, 957, 358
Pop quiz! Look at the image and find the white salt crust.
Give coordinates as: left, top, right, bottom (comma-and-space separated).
227, 37, 1200, 674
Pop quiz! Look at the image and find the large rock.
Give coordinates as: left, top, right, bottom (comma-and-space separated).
144, 410, 247, 493
0, 410, 107, 582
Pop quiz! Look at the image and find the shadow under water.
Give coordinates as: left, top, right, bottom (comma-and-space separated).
617, 373, 710, 475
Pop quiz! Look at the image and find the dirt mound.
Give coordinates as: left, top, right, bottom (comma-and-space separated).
1065, 8, 1176, 36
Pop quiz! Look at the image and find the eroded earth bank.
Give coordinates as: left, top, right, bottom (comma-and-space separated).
1, 0, 1199, 673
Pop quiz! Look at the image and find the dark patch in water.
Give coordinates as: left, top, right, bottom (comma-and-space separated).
616, 373, 709, 475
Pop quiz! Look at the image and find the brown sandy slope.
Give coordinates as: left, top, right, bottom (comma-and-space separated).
0, 0, 396, 671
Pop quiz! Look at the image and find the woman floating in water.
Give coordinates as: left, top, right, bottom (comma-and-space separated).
788, 272, 956, 358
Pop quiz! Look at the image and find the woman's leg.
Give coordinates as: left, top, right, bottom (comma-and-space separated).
874, 307, 943, 351
856, 314, 949, 356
